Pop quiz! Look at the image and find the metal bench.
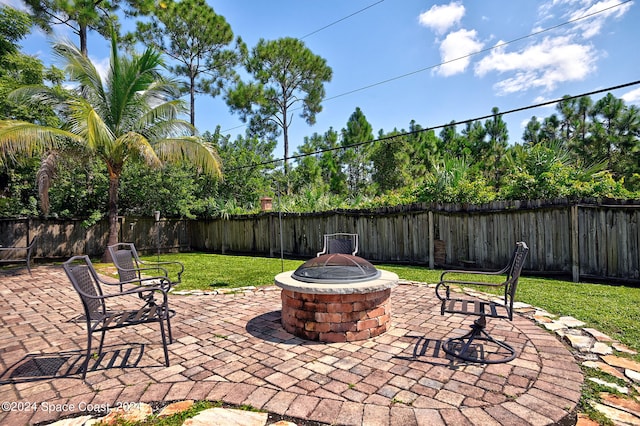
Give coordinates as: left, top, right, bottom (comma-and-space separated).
0, 237, 37, 274
435, 241, 529, 364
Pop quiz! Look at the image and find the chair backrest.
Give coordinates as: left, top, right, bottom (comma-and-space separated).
62, 255, 105, 321
318, 233, 359, 256
504, 241, 529, 315
108, 243, 141, 282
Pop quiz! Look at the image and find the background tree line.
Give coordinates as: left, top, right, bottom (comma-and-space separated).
0, 3, 638, 223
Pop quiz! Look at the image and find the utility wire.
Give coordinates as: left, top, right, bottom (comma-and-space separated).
324, 0, 633, 101
221, 0, 632, 134
300, 0, 385, 40
223, 79, 640, 172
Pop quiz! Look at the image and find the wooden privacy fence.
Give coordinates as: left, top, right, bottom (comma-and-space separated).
189, 199, 640, 283
0, 217, 189, 260
1, 199, 638, 282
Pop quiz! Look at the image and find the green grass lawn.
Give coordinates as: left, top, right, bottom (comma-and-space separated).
96, 252, 640, 353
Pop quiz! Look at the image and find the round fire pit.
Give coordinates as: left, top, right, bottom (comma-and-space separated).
274, 254, 398, 342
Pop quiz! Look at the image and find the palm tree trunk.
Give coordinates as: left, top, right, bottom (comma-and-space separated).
102, 172, 120, 262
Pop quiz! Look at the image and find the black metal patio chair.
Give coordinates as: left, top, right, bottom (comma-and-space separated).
435, 241, 529, 364
108, 242, 184, 287
108, 243, 183, 340
317, 233, 359, 257
0, 236, 37, 274
62, 255, 171, 380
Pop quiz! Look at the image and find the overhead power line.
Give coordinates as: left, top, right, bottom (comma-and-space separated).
224, 79, 640, 172
324, 0, 634, 102
300, 0, 385, 40
221, 0, 632, 134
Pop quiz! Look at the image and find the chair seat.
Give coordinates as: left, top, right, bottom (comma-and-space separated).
93, 305, 171, 331
443, 298, 510, 319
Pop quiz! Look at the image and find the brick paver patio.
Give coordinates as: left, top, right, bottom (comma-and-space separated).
0, 266, 582, 425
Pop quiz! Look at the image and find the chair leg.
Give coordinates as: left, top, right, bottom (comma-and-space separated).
165, 308, 173, 344
97, 330, 106, 355
158, 319, 170, 367
82, 332, 93, 381
443, 317, 516, 364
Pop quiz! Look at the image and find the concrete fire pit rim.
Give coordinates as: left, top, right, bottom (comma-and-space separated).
274, 269, 399, 295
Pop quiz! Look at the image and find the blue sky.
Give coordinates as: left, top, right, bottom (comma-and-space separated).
4, 0, 640, 161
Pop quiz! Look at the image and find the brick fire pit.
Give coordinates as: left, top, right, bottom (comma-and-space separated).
274, 254, 398, 342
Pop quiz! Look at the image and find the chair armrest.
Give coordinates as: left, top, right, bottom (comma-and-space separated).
438, 279, 507, 287
97, 271, 173, 292
439, 265, 509, 282
76, 281, 170, 300
117, 265, 171, 278
436, 267, 510, 302
139, 260, 184, 282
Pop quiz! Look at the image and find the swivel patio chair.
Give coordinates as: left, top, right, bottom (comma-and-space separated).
317, 233, 359, 257
435, 241, 529, 364
62, 255, 171, 380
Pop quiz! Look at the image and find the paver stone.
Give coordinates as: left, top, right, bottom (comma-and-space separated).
600, 392, 640, 418
626, 369, 640, 384
557, 316, 586, 328
564, 334, 593, 352
183, 407, 268, 426
602, 355, 640, 372
583, 328, 614, 342
158, 400, 195, 417
589, 401, 640, 425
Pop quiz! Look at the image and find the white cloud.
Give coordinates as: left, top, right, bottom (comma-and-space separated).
568, 0, 633, 39
436, 29, 484, 76
622, 87, 640, 105
418, 1, 465, 35
537, 0, 633, 38
474, 36, 598, 94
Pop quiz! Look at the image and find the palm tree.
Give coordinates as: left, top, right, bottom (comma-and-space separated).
0, 35, 221, 260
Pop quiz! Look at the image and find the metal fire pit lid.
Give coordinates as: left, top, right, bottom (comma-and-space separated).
292, 253, 381, 283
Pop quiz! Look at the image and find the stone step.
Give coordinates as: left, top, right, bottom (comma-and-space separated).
184, 407, 268, 426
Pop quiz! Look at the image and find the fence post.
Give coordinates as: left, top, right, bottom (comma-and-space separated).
571, 204, 580, 282
428, 211, 435, 269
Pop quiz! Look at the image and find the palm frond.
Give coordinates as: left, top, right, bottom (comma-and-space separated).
118, 132, 162, 168
64, 98, 116, 155
136, 106, 194, 140
52, 40, 105, 100
155, 137, 222, 178
109, 46, 166, 126
8, 85, 69, 112
0, 121, 80, 161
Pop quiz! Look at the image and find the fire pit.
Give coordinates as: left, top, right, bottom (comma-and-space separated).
274, 253, 398, 342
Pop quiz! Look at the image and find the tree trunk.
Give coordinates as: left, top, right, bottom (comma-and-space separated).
102, 172, 120, 262
79, 24, 88, 57
283, 118, 289, 175
190, 68, 196, 130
